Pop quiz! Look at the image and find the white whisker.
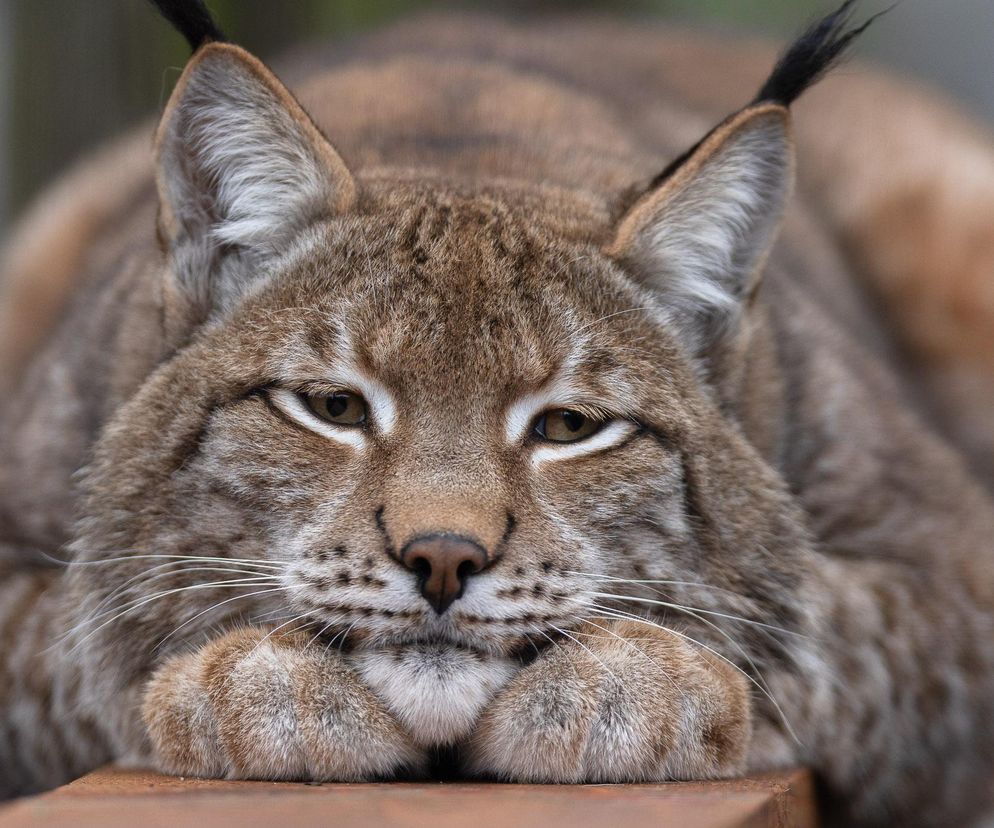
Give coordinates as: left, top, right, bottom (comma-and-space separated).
565, 570, 757, 601
61, 552, 285, 571
249, 612, 318, 656
588, 591, 806, 639
586, 595, 780, 713
306, 618, 338, 650
571, 618, 686, 696
93, 564, 284, 617
548, 622, 620, 683
155, 586, 292, 650
585, 605, 800, 745
59, 579, 285, 655
326, 620, 360, 653
574, 306, 651, 334
80, 575, 281, 630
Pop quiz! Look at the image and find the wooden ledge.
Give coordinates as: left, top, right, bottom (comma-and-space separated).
0, 767, 817, 828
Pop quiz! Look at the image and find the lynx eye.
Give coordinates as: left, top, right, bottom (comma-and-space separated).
299, 391, 367, 426
533, 409, 603, 443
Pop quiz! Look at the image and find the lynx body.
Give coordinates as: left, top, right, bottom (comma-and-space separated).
2, 8, 994, 827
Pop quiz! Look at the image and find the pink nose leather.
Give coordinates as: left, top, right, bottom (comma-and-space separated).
399, 534, 488, 614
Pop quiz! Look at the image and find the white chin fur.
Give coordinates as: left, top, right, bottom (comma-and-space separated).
350, 645, 518, 748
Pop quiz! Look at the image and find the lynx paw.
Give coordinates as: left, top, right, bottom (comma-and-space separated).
464, 620, 751, 782
142, 627, 425, 781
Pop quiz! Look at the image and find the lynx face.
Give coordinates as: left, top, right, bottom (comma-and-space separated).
72, 42, 807, 742
165, 190, 699, 660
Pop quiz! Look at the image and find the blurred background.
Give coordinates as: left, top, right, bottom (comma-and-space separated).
1, 0, 993, 239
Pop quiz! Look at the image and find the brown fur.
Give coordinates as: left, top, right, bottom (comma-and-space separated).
1, 14, 994, 828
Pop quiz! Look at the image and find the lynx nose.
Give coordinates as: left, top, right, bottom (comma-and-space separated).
400, 534, 488, 615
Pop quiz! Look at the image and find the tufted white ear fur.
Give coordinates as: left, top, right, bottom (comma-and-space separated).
155, 42, 355, 327
606, 104, 793, 355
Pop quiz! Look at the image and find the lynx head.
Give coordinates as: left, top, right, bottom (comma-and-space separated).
73, 1, 873, 744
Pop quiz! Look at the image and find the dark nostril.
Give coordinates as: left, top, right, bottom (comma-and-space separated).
456, 558, 482, 580
410, 555, 432, 579
399, 534, 489, 615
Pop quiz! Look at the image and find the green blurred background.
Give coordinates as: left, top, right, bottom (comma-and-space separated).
2, 0, 993, 238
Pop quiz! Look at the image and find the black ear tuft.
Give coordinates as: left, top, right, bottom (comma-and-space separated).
616, 2, 891, 213
148, 0, 227, 52
754, 0, 890, 107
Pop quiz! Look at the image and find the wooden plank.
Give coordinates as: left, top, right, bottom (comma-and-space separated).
0, 767, 817, 828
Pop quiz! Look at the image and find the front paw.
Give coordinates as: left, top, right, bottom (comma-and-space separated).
142, 627, 426, 781
464, 620, 751, 782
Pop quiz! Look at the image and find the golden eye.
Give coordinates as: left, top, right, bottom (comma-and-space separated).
300, 391, 367, 426
534, 409, 603, 443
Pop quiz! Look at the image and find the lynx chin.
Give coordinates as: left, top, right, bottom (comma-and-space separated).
2, 1, 994, 826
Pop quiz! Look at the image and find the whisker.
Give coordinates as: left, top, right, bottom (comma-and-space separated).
547, 622, 620, 683
549, 253, 591, 283
586, 596, 780, 711
570, 618, 685, 696
585, 605, 800, 745
327, 620, 360, 653
588, 591, 806, 639
574, 306, 651, 334
59, 579, 285, 655
250, 607, 301, 624
560, 599, 688, 687
306, 618, 339, 650
565, 570, 756, 600
533, 627, 566, 661
248, 612, 318, 656
93, 564, 284, 617
566, 570, 803, 631
155, 586, 292, 650
575, 574, 815, 672
568, 592, 773, 702
79, 575, 281, 630
521, 631, 543, 659
58, 552, 286, 571
283, 621, 318, 638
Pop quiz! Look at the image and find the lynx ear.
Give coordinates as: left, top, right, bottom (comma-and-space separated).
606, 104, 793, 356
155, 42, 356, 327
607, 0, 886, 357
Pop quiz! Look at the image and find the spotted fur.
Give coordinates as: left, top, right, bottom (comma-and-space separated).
1, 11, 994, 828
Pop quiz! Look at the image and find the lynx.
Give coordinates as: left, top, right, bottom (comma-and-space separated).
2, 1, 994, 825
